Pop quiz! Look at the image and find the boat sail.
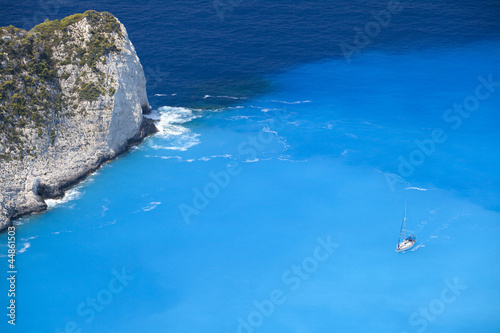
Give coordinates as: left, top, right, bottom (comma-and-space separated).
396, 202, 416, 252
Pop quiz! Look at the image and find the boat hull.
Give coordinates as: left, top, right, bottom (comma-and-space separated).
396, 239, 416, 252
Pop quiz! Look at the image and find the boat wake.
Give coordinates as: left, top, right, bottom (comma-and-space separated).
405, 186, 428, 191
409, 243, 425, 252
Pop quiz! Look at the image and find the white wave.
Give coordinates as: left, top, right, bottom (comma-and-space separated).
277, 156, 308, 162
17, 242, 31, 254
262, 125, 278, 137
45, 187, 83, 208
197, 154, 235, 162
12, 216, 32, 227
154, 93, 177, 97
261, 108, 281, 113
100, 202, 109, 217
219, 95, 246, 99
341, 149, 355, 156
165, 156, 183, 161
91, 219, 117, 230
136, 202, 161, 213
144, 202, 161, 211
287, 120, 301, 126
257, 117, 300, 130
145, 106, 199, 124
52, 230, 73, 235
203, 94, 247, 100
147, 106, 201, 151
230, 115, 251, 120
279, 137, 290, 151
43, 169, 100, 208
186, 159, 195, 162
268, 100, 311, 104
146, 155, 183, 161
261, 125, 289, 151
405, 187, 428, 191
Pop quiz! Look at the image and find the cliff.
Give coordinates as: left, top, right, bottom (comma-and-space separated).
0, 11, 157, 230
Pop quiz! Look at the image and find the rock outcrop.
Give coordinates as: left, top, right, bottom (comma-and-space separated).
0, 11, 157, 230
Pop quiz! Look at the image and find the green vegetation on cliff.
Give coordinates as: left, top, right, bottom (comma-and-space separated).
79, 83, 103, 101
0, 10, 122, 160
32, 11, 121, 71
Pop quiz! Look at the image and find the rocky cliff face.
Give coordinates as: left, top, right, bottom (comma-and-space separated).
0, 11, 157, 230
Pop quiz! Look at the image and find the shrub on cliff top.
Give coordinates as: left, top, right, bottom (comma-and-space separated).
79, 83, 102, 101
33, 11, 121, 36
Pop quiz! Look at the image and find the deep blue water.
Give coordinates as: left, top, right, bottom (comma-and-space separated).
1, 0, 500, 106
1, 1, 500, 332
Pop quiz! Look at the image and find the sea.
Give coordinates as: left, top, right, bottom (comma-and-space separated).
0, 0, 499, 332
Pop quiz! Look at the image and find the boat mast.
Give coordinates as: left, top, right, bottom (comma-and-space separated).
397, 202, 406, 245
403, 201, 407, 239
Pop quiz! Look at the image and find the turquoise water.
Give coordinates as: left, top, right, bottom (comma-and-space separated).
1, 41, 500, 332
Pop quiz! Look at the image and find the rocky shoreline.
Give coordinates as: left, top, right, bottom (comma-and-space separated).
34, 116, 157, 201
7, 116, 157, 225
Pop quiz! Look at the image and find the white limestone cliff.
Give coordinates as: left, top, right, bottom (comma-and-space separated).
0, 12, 157, 230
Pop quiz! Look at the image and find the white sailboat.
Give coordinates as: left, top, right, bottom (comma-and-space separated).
396, 202, 416, 252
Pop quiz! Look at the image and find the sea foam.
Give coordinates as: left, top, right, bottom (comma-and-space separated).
146, 106, 201, 151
